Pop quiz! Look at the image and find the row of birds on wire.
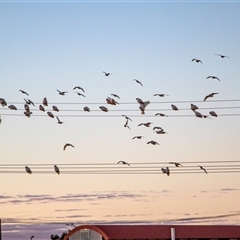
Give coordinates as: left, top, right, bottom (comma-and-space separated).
2, 159, 239, 176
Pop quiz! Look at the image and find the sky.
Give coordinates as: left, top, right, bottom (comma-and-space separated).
1, 1, 240, 239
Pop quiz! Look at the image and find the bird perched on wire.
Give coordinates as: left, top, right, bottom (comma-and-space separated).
52, 106, 59, 112
42, 97, 48, 106
206, 76, 221, 81
133, 79, 143, 86
8, 104, 17, 110
209, 111, 218, 117
25, 166, 32, 174
192, 58, 202, 63
102, 71, 112, 76
73, 86, 85, 92
47, 112, 54, 118
190, 104, 198, 111
19, 89, 29, 95
63, 143, 75, 150
203, 92, 218, 101
99, 106, 108, 112
117, 161, 130, 166
83, 106, 90, 112
214, 53, 229, 58
54, 165, 60, 175
39, 105, 45, 112
161, 167, 170, 176
169, 162, 182, 167
171, 104, 178, 110
57, 89, 68, 95
199, 165, 208, 174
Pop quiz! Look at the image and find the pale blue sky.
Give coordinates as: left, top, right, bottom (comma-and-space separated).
1, 2, 240, 239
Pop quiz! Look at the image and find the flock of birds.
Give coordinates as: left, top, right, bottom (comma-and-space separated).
0, 53, 230, 176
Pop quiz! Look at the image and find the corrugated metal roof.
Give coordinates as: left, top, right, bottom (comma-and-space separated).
64, 224, 240, 240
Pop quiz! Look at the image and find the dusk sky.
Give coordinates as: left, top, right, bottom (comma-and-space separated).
1, 1, 240, 240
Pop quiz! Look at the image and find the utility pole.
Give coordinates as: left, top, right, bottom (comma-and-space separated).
0, 218, 2, 240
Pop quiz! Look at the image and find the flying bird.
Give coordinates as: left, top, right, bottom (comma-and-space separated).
122, 115, 132, 122
192, 58, 202, 63
136, 98, 150, 114
155, 130, 168, 134
42, 97, 48, 106
147, 140, 160, 145
124, 119, 131, 129
47, 112, 54, 118
155, 113, 168, 117
161, 167, 170, 176
25, 166, 32, 174
56, 116, 64, 124
206, 76, 221, 81
99, 106, 108, 112
106, 97, 118, 105
111, 94, 120, 99
57, 89, 67, 95
171, 104, 178, 110
138, 122, 152, 127
214, 53, 229, 58
132, 136, 144, 140
19, 90, 29, 95
169, 162, 182, 167
54, 165, 60, 175
117, 161, 130, 166
153, 126, 163, 131
63, 143, 75, 150
203, 93, 218, 101
102, 71, 112, 76
75, 92, 86, 97
153, 94, 169, 97
209, 111, 218, 117
199, 165, 208, 174
83, 106, 90, 112
73, 86, 85, 92
133, 79, 143, 86
24, 98, 35, 106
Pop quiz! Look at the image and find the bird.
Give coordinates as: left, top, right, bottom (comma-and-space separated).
169, 162, 182, 167
199, 165, 208, 174
147, 140, 160, 145
54, 165, 60, 174
24, 104, 30, 112
132, 136, 144, 140
47, 112, 54, 118
155, 130, 168, 134
56, 116, 64, 124
153, 94, 169, 97
192, 58, 202, 63
190, 104, 198, 111
52, 106, 59, 112
83, 106, 90, 112
122, 115, 132, 122
0, 116, 2, 124
214, 53, 229, 58
133, 79, 143, 86
117, 161, 130, 166
42, 97, 48, 106
39, 105, 45, 112
124, 119, 130, 129
57, 89, 67, 95
73, 86, 85, 92
161, 167, 170, 176
153, 126, 163, 131
209, 111, 218, 117
203, 92, 218, 101
171, 104, 178, 110
136, 98, 150, 114
206, 76, 221, 81
19, 90, 29, 95
8, 104, 17, 110
138, 122, 152, 127
106, 97, 118, 105
25, 166, 32, 174
111, 94, 120, 99
194, 110, 203, 118
155, 113, 168, 117
24, 98, 35, 106
75, 92, 86, 97
0, 98, 7, 107
24, 111, 32, 118
63, 143, 75, 150
102, 71, 112, 76
99, 106, 108, 112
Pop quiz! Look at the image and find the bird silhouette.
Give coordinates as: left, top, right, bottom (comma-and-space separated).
124, 119, 130, 129
122, 115, 132, 122
169, 162, 182, 167
138, 122, 152, 127
155, 113, 168, 117
73, 86, 85, 92
209, 111, 218, 117
56, 116, 64, 124
99, 106, 108, 112
54, 165, 60, 174
63, 143, 75, 150
25, 166, 32, 174
147, 140, 160, 145
190, 104, 198, 111
42, 97, 48, 106
111, 94, 120, 99
171, 104, 178, 110
199, 165, 208, 174
153, 126, 163, 131
132, 136, 144, 140
75, 92, 86, 97
136, 98, 150, 114
19, 90, 29, 95
39, 105, 45, 112
194, 110, 203, 118
155, 130, 168, 134
133, 79, 143, 86
102, 71, 112, 76
161, 167, 170, 176
206, 76, 221, 81
52, 106, 59, 112
214, 53, 229, 58
83, 106, 90, 112
24, 98, 35, 106
192, 58, 202, 63
0, 98, 7, 107
117, 161, 130, 166
24, 111, 32, 118
57, 89, 68, 95
47, 112, 54, 118
203, 93, 218, 101
8, 105, 17, 110
153, 94, 169, 97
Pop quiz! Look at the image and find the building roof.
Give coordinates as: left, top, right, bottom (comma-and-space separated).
64, 224, 240, 240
